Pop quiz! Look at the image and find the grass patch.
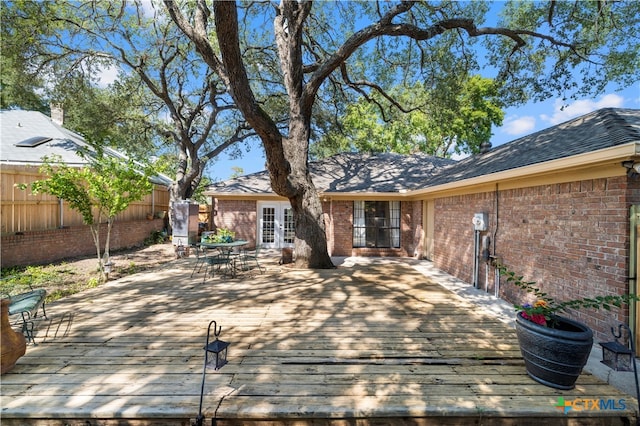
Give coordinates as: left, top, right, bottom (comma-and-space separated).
1, 264, 101, 303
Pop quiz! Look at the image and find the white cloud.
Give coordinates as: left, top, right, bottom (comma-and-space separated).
540, 94, 625, 125
96, 64, 120, 87
501, 115, 536, 136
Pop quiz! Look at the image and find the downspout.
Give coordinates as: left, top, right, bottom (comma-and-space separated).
493, 183, 500, 298
59, 198, 64, 228
629, 205, 639, 353
473, 229, 480, 288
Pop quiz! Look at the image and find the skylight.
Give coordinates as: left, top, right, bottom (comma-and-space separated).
15, 136, 53, 147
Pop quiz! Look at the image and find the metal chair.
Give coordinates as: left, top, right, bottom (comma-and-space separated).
191, 245, 232, 282
190, 244, 208, 278
7, 288, 48, 345
239, 245, 265, 273
204, 249, 233, 281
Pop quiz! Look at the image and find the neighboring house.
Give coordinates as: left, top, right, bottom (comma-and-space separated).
0, 109, 172, 267
206, 108, 640, 344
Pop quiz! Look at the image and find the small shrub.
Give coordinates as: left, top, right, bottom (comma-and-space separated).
144, 230, 166, 245
87, 277, 100, 288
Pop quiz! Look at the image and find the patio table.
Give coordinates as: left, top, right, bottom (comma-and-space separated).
199, 240, 248, 278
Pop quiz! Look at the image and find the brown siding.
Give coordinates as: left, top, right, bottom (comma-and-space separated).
1, 165, 170, 234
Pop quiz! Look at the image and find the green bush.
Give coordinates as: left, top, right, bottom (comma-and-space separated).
144, 230, 166, 245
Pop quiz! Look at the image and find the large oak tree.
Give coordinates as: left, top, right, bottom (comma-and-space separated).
166, 0, 638, 269
2, 0, 256, 204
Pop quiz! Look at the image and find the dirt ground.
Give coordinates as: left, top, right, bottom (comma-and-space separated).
67, 242, 178, 279
2, 243, 179, 301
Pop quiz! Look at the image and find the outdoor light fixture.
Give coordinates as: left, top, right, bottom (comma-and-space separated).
601, 340, 633, 371
205, 335, 229, 371
195, 320, 230, 426
622, 160, 640, 178
601, 323, 635, 372
600, 323, 639, 409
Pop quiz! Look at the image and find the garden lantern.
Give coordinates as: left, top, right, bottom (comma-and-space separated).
601, 340, 633, 372
195, 320, 230, 426
176, 242, 186, 258
103, 259, 113, 277
600, 323, 635, 372
600, 323, 639, 411
205, 336, 229, 370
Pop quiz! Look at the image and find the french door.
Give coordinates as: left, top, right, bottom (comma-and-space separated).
258, 201, 295, 249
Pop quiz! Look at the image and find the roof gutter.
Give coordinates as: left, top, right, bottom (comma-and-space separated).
207, 142, 639, 201
409, 142, 639, 198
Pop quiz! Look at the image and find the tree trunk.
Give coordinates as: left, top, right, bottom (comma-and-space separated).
89, 222, 105, 280
289, 186, 333, 268
210, 0, 333, 269
277, 122, 333, 268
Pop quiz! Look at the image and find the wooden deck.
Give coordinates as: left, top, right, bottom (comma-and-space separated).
1, 256, 637, 425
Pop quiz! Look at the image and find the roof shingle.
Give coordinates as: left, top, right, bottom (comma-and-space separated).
208, 107, 640, 196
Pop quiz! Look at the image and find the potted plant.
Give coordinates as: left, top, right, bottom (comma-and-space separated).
496, 262, 639, 390
202, 228, 235, 243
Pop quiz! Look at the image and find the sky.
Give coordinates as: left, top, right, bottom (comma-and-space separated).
92, 2, 640, 183
207, 83, 640, 181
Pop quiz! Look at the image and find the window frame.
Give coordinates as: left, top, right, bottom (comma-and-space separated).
353, 200, 400, 248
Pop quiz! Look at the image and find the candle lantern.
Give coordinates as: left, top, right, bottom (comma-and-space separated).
195, 320, 230, 426
600, 323, 635, 372
599, 323, 639, 411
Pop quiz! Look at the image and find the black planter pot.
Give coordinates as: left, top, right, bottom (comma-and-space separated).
515, 312, 593, 390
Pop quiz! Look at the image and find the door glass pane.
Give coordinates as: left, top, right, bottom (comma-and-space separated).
353, 201, 365, 246
283, 207, 295, 244
353, 201, 400, 248
262, 207, 275, 244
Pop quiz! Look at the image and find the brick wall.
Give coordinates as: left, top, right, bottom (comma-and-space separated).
410, 200, 424, 258
1, 219, 164, 268
434, 191, 494, 284
432, 177, 639, 341
330, 200, 353, 256
214, 200, 257, 247
329, 200, 413, 257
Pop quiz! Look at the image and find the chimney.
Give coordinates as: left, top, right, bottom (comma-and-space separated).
479, 141, 492, 154
50, 103, 64, 125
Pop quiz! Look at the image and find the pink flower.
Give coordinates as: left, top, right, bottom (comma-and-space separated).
522, 311, 547, 326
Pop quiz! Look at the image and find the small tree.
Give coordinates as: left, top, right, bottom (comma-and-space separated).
19, 152, 153, 280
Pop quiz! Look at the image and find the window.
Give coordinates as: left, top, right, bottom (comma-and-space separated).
353, 201, 400, 248
261, 207, 275, 243
283, 207, 295, 244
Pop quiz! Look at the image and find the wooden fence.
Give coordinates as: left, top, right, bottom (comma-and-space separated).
1, 165, 170, 235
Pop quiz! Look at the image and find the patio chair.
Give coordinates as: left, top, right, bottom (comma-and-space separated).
4, 286, 48, 345
190, 244, 208, 277
203, 249, 233, 281
239, 244, 266, 274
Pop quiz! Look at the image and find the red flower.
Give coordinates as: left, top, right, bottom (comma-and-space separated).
522, 311, 547, 326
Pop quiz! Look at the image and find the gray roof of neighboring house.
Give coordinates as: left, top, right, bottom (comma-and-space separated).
1, 110, 172, 186
207, 107, 640, 196
209, 152, 457, 194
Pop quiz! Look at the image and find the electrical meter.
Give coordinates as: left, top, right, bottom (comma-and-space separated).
472, 213, 488, 231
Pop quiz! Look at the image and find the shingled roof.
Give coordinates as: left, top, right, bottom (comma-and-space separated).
1, 110, 173, 186
420, 107, 640, 189
207, 107, 640, 196
209, 152, 456, 194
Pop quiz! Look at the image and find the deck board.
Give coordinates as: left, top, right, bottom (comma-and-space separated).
1, 258, 637, 425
